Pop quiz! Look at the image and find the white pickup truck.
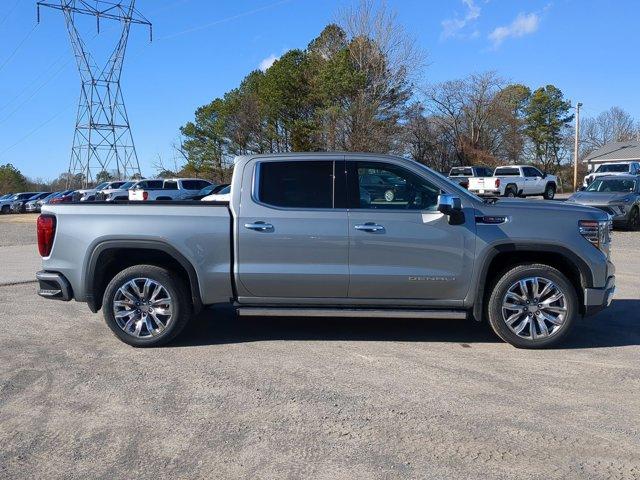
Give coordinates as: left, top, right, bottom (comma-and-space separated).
129, 178, 213, 201
468, 165, 558, 200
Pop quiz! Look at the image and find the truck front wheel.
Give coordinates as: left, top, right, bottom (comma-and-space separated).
102, 265, 192, 347
487, 264, 578, 348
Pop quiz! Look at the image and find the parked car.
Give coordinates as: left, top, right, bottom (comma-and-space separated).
97, 181, 137, 202
201, 184, 231, 202
36, 153, 614, 350
183, 183, 224, 201
583, 162, 640, 188
129, 178, 213, 201
468, 165, 558, 199
12, 192, 50, 213
77, 181, 131, 202
49, 190, 77, 204
0, 192, 41, 214
448, 166, 493, 189
104, 179, 164, 202
568, 175, 640, 230
27, 191, 60, 213
0, 193, 14, 201
358, 171, 408, 203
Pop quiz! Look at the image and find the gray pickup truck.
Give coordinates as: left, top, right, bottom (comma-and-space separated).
35, 153, 615, 349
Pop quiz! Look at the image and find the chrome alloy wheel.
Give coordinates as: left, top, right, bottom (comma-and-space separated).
113, 278, 173, 338
501, 277, 567, 340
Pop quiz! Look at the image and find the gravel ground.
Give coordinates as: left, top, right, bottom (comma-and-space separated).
0, 218, 36, 247
0, 222, 638, 479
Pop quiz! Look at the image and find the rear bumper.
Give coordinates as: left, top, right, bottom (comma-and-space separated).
469, 189, 500, 197
36, 271, 73, 301
583, 275, 615, 316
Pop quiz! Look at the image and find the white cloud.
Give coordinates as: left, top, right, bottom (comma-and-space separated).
488, 12, 540, 48
258, 54, 278, 71
441, 0, 481, 39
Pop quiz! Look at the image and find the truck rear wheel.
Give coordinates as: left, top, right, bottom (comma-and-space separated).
487, 263, 578, 348
102, 265, 192, 347
543, 183, 556, 200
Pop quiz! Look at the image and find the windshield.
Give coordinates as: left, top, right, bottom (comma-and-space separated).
586, 178, 636, 192
94, 182, 109, 190
412, 162, 482, 203
218, 185, 231, 194
449, 167, 473, 176
198, 184, 215, 195
595, 164, 629, 173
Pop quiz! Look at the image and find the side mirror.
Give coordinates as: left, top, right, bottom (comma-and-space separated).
579, 186, 586, 191
542, 172, 548, 179
437, 194, 464, 225
437, 194, 461, 215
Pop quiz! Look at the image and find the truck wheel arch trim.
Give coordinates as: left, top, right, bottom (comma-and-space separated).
471, 242, 594, 322
84, 240, 203, 314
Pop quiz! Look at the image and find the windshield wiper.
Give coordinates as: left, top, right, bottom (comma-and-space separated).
483, 197, 499, 204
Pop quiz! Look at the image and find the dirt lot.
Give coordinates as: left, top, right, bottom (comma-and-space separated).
0, 214, 639, 479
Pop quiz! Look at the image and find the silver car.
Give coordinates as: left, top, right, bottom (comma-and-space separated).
568, 175, 640, 230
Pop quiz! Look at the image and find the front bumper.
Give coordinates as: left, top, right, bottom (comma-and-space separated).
583, 275, 615, 316
36, 271, 73, 301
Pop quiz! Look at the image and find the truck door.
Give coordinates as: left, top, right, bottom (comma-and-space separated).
346, 159, 475, 303
236, 157, 349, 299
522, 167, 543, 194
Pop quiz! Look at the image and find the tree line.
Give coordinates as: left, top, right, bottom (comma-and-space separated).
173, 4, 639, 189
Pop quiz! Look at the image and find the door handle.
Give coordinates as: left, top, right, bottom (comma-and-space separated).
354, 223, 385, 233
244, 222, 274, 231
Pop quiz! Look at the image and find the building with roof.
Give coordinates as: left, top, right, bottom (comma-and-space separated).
583, 140, 640, 170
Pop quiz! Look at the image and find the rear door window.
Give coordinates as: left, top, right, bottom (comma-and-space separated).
494, 167, 520, 176
257, 161, 334, 208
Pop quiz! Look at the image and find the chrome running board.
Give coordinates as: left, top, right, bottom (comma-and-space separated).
237, 307, 467, 320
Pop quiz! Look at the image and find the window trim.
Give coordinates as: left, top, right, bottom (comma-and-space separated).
251, 159, 344, 211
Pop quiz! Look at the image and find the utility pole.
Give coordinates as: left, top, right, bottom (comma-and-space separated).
37, 1, 151, 187
573, 102, 582, 192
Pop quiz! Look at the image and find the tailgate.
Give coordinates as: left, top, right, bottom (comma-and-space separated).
468, 177, 487, 190
129, 189, 146, 201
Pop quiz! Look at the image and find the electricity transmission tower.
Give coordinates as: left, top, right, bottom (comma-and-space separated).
37, 1, 151, 186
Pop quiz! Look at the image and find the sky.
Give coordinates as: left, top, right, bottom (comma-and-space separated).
0, 0, 639, 180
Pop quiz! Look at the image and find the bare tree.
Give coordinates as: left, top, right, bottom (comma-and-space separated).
581, 106, 639, 157
338, 0, 426, 152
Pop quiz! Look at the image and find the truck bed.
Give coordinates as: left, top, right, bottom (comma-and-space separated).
40, 202, 233, 306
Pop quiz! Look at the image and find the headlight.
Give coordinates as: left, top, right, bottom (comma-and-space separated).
579, 219, 611, 251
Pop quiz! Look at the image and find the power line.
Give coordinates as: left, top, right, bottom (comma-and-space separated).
0, 104, 72, 157
158, 0, 292, 40
0, 24, 38, 74
0, 0, 21, 30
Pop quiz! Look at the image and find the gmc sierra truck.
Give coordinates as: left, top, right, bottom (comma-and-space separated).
468, 165, 558, 199
35, 153, 615, 349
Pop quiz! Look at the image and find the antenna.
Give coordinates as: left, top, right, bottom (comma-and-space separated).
37, 1, 152, 187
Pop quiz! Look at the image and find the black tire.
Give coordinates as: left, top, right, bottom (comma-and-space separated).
543, 183, 556, 200
627, 207, 640, 231
102, 264, 192, 347
504, 186, 517, 198
487, 263, 578, 349
0, 205, 8, 214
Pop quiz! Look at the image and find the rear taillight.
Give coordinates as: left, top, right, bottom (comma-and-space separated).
495, 178, 500, 189
37, 215, 56, 257
143, 191, 148, 200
